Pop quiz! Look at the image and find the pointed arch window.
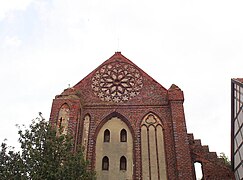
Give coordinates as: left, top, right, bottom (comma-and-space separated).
120, 129, 127, 142
104, 129, 110, 142
57, 103, 70, 135
102, 156, 109, 170
120, 156, 127, 171
58, 117, 63, 128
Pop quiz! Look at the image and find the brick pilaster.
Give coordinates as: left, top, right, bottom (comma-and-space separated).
168, 84, 194, 180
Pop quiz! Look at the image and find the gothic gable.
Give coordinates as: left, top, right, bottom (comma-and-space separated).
70, 52, 168, 106
49, 52, 235, 180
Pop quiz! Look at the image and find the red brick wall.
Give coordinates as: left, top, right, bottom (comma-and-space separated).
188, 134, 235, 180
49, 52, 235, 179
168, 85, 194, 179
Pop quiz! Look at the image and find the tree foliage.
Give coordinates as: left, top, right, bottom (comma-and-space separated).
219, 152, 231, 167
0, 113, 95, 180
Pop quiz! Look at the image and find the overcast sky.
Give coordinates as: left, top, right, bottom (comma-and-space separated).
0, 0, 243, 159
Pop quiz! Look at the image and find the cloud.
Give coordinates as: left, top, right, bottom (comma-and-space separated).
0, 0, 243, 159
0, 0, 34, 21
3, 36, 21, 47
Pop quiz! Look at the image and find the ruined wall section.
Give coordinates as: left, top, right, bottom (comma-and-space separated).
188, 133, 235, 180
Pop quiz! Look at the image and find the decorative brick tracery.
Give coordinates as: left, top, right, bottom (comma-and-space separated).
91, 61, 143, 103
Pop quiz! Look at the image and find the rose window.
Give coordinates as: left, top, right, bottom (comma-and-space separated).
91, 61, 143, 103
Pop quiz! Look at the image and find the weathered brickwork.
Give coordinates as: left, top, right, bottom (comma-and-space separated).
188, 134, 235, 180
49, 52, 234, 179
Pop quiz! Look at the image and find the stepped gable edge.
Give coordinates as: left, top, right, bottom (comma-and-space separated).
188, 133, 235, 180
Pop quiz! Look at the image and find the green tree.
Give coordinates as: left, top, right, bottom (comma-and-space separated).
219, 152, 231, 167
0, 142, 23, 179
0, 113, 95, 180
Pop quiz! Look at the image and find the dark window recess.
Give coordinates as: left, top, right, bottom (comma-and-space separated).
120, 156, 127, 170
120, 129, 127, 142
104, 129, 110, 142
102, 156, 109, 170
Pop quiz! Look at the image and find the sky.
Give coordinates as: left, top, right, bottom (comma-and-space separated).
0, 0, 243, 160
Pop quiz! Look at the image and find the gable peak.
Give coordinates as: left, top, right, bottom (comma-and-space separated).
102, 52, 136, 66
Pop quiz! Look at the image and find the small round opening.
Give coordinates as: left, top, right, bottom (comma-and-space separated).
114, 79, 120, 85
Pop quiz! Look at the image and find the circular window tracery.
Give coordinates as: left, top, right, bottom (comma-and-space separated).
91, 61, 143, 103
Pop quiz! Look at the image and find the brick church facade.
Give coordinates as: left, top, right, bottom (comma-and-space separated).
50, 52, 234, 180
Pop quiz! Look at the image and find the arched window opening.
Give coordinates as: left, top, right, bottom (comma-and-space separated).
58, 117, 63, 128
57, 103, 70, 135
120, 156, 127, 171
120, 129, 127, 142
82, 115, 90, 158
194, 162, 203, 180
102, 156, 109, 170
104, 129, 110, 142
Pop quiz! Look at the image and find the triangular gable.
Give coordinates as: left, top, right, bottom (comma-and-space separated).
72, 52, 168, 105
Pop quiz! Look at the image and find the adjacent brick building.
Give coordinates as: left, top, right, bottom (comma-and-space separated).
50, 52, 234, 179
